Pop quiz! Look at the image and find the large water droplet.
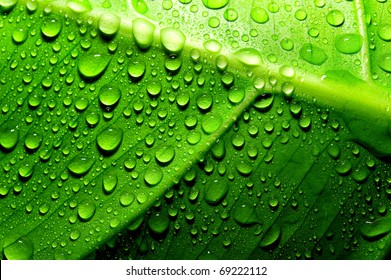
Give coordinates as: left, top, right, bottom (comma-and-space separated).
97, 127, 123, 154
377, 24, 391, 41
127, 59, 146, 80
0, 0, 17, 12
234, 48, 262, 66
202, 0, 229, 9
236, 160, 253, 176
144, 165, 163, 186
204, 179, 228, 205
148, 212, 169, 234
4, 237, 34, 260
233, 202, 259, 226
12, 28, 28, 44
103, 172, 118, 194
41, 16, 62, 39
77, 199, 96, 221
132, 18, 156, 49
99, 84, 121, 108
378, 53, 391, 73
18, 162, 34, 180
299, 43, 328, 65
250, 7, 269, 24
67, 156, 94, 176
160, 27, 186, 54
78, 52, 111, 80
0, 127, 19, 151
326, 10, 345, 27
132, 0, 148, 14
335, 33, 362, 54
25, 132, 42, 151
98, 13, 120, 37
66, 0, 92, 13
361, 216, 391, 241
155, 145, 175, 165
119, 191, 135, 207
201, 113, 223, 134
260, 226, 281, 248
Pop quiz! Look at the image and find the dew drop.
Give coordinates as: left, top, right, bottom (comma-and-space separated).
132, 18, 156, 49
99, 84, 121, 107
77, 199, 96, 221
224, 8, 238, 21
361, 216, 391, 241
203, 39, 222, 53
4, 237, 34, 260
326, 10, 345, 27
128, 59, 146, 80
160, 27, 186, 54
103, 172, 118, 194
228, 88, 245, 104
144, 165, 163, 186
25, 132, 42, 151
280, 38, 294, 51
250, 7, 269, 24
202, 0, 229, 9
98, 13, 120, 37
377, 24, 391, 41
197, 94, 213, 111
253, 93, 274, 111
41, 16, 62, 38
67, 0, 92, 13
336, 161, 352, 175
148, 212, 169, 234
97, 127, 123, 154
70, 230, 81, 241
119, 191, 135, 207
234, 48, 262, 66
201, 113, 223, 134
155, 145, 175, 165
335, 33, 362, 54
260, 226, 281, 248
204, 179, 228, 205
299, 43, 328, 65
67, 155, 95, 176
0, 127, 19, 151
78, 52, 111, 80
18, 163, 34, 180
236, 160, 253, 176
233, 202, 259, 226
12, 28, 28, 44
132, 0, 148, 14
0, 0, 17, 12
378, 53, 391, 73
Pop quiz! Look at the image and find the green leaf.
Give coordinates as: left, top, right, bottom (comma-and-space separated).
1, 0, 391, 260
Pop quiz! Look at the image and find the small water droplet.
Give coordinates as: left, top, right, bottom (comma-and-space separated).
326, 10, 345, 27
103, 172, 118, 194
132, 0, 148, 14
250, 7, 269, 24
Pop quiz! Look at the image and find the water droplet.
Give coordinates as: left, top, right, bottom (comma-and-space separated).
160, 27, 186, 54
99, 84, 121, 107
233, 202, 259, 226
202, 0, 229, 9
18, 162, 34, 180
67, 156, 94, 176
236, 160, 253, 176
78, 52, 111, 80
0, 127, 19, 151
70, 230, 81, 241
260, 226, 281, 248
128, 59, 146, 80
280, 38, 294, 51
103, 172, 118, 194
77, 199, 96, 221
201, 113, 223, 134
378, 53, 391, 73
187, 131, 201, 145
25, 132, 42, 151
97, 127, 123, 154
253, 93, 274, 111
250, 7, 269, 24
335, 33, 362, 54
41, 16, 62, 38
326, 10, 345, 27
144, 165, 163, 186
132, 18, 155, 49
99, 13, 120, 37
12, 28, 28, 44
197, 94, 213, 111
146, 81, 162, 98
294, 9, 307, 21
148, 212, 169, 234
228, 88, 244, 104
299, 115, 311, 130
377, 24, 391, 41
120, 191, 135, 207
155, 145, 175, 165
67, 0, 92, 13
234, 48, 262, 66
4, 237, 34, 260
299, 43, 328, 65
132, 0, 148, 14
361, 216, 391, 241
336, 161, 352, 175
204, 179, 228, 205
0, 0, 17, 12
352, 167, 370, 183
203, 39, 222, 53
224, 8, 238, 21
